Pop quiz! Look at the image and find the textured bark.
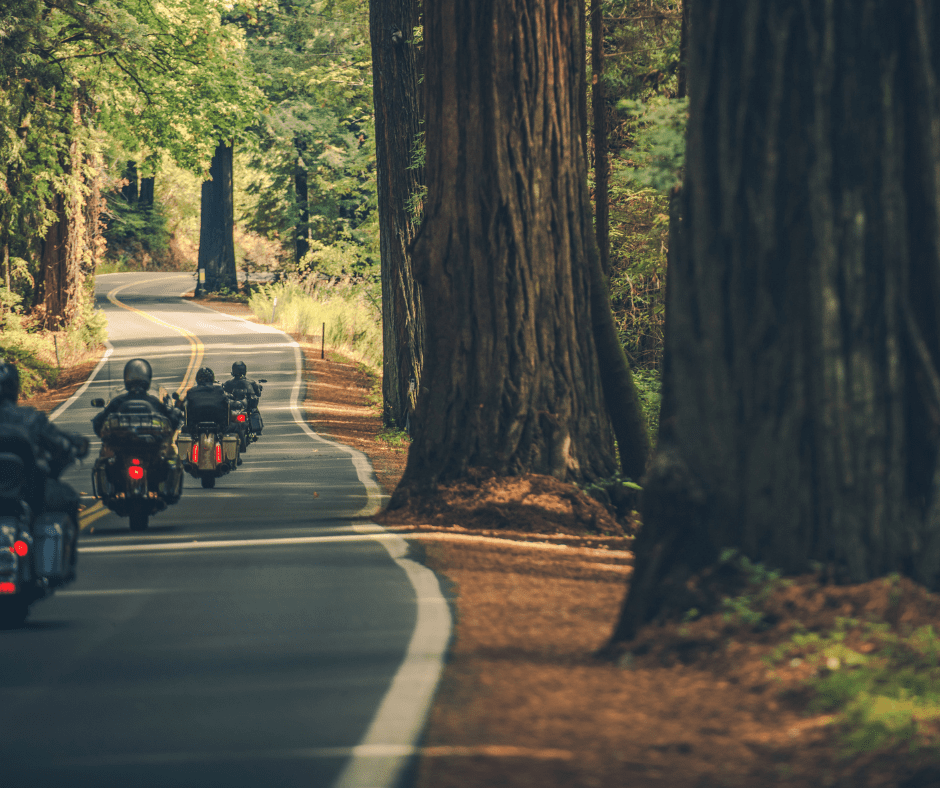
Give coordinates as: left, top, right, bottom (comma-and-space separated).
370, 0, 425, 431
38, 103, 87, 329
121, 160, 138, 204
196, 142, 238, 295
611, 1, 940, 643
393, 0, 617, 501
139, 176, 154, 211
294, 138, 309, 265
591, 0, 610, 276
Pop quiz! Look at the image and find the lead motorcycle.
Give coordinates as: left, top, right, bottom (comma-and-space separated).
230, 378, 266, 452
174, 395, 242, 489
0, 427, 85, 627
90, 398, 184, 531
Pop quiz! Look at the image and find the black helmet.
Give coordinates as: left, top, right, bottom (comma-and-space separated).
231, 361, 247, 378
0, 362, 20, 404
123, 359, 152, 392
196, 367, 215, 386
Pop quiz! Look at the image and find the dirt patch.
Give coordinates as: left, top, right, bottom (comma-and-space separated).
376, 467, 632, 537
27, 296, 940, 788
19, 349, 106, 414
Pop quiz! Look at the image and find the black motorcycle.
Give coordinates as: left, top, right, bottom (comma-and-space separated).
0, 428, 83, 627
231, 379, 266, 452
90, 399, 183, 531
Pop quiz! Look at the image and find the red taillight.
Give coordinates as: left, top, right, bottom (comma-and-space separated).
215, 444, 222, 463
192, 444, 199, 463
0, 581, 15, 594
128, 465, 144, 480
236, 413, 246, 423
13, 540, 28, 557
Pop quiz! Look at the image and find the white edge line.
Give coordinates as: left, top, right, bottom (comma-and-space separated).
49, 340, 114, 423
191, 296, 452, 788
332, 529, 452, 788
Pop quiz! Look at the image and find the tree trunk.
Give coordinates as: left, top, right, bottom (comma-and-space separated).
294, 138, 309, 265
196, 141, 238, 295
121, 160, 138, 204
610, 1, 940, 644
370, 0, 425, 432
139, 175, 154, 211
38, 192, 69, 328
591, 0, 610, 276
392, 0, 618, 502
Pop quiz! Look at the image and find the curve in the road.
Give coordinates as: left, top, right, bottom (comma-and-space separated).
40, 273, 451, 788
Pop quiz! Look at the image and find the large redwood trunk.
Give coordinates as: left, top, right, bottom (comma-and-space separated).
393, 0, 617, 500
196, 142, 238, 295
611, 1, 940, 643
370, 0, 426, 432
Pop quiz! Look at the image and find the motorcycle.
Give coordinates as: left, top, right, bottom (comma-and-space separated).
231, 379, 266, 452
90, 398, 184, 531
0, 427, 83, 627
174, 396, 242, 489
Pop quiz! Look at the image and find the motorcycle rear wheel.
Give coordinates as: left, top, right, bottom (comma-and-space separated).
0, 596, 29, 629
128, 506, 149, 531
200, 473, 216, 489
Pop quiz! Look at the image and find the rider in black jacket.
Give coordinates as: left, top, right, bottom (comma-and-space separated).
182, 368, 232, 429
0, 362, 89, 573
222, 361, 263, 442
92, 358, 183, 437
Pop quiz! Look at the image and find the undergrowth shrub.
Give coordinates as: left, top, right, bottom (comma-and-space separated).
249, 281, 381, 370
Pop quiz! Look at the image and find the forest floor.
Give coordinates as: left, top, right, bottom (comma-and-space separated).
23, 296, 940, 788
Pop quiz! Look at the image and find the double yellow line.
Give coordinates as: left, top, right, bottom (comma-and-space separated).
79, 281, 204, 531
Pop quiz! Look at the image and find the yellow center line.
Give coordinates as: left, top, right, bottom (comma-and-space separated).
106, 282, 204, 396
82, 282, 205, 531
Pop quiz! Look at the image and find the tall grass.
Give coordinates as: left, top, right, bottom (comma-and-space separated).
0, 294, 108, 398
248, 282, 382, 370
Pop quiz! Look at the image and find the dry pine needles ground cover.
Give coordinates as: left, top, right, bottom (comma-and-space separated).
24, 296, 940, 788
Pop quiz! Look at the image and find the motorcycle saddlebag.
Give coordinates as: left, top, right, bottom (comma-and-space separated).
222, 435, 239, 463
176, 434, 194, 463
249, 411, 263, 433
92, 457, 116, 499
33, 513, 69, 582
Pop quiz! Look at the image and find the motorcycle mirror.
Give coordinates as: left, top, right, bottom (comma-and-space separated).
91, 398, 105, 408
259, 379, 267, 383
172, 392, 181, 402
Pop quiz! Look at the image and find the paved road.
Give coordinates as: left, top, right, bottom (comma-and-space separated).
1, 273, 450, 788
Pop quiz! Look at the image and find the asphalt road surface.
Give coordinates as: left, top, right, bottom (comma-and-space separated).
1, 272, 451, 788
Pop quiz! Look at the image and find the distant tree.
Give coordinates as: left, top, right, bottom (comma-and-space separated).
196, 142, 238, 295
610, 1, 940, 644
392, 0, 650, 500
369, 0, 425, 432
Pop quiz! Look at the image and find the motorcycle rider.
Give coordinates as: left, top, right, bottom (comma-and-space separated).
92, 359, 183, 437
92, 359, 184, 499
222, 361, 263, 446
0, 362, 89, 577
182, 367, 233, 430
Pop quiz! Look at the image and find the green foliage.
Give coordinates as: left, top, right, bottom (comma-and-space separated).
248, 280, 381, 369
616, 97, 688, 193
236, 0, 375, 265
768, 617, 940, 754
378, 427, 410, 448
718, 549, 791, 627
0, 285, 105, 397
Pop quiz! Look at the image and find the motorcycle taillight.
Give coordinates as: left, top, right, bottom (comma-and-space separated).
215, 444, 222, 463
192, 444, 198, 463
12, 540, 28, 556
236, 413, 246, 423
0, 581, 15, 594
128, 465, 144, 480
